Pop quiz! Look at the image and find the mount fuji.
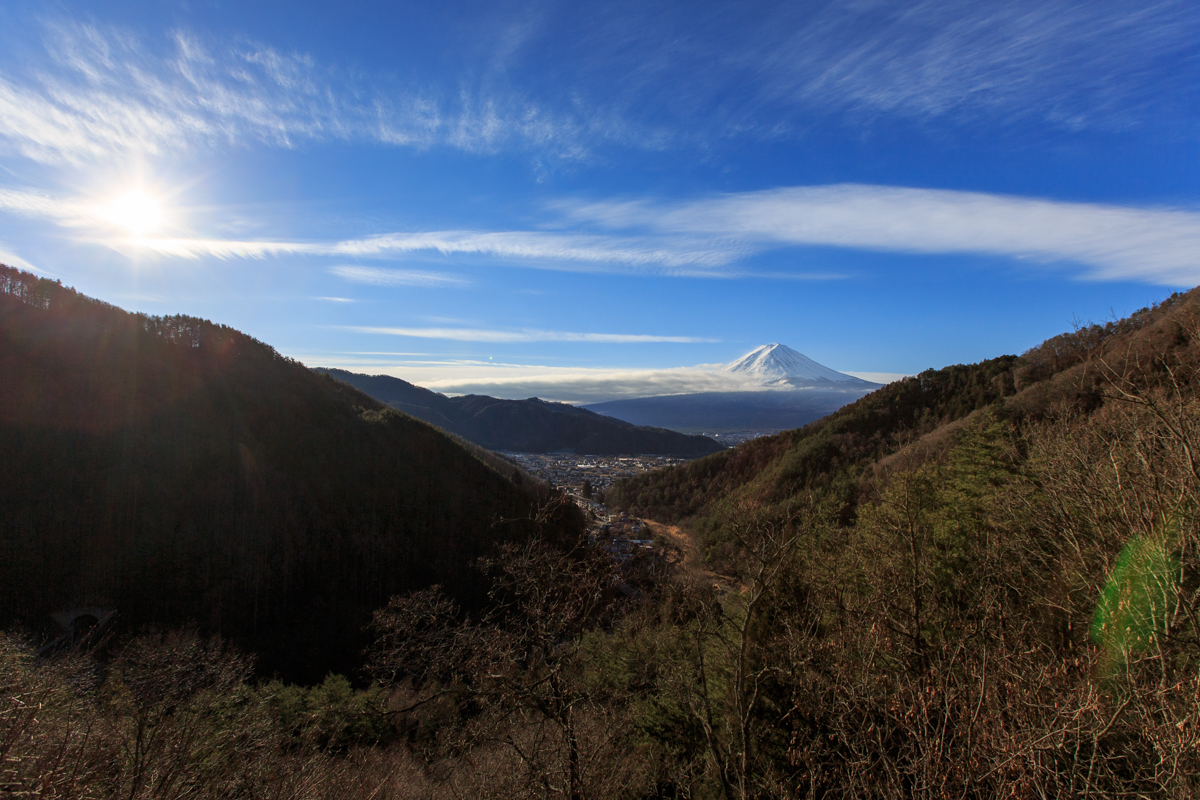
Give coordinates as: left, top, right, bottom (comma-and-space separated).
721, 343, 877, 388
583, 345, 882, 435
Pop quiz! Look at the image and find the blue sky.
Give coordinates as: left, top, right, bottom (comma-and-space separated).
0, 0, 1196, 401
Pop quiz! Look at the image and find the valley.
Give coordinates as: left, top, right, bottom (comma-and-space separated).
5, 264, 1200, 798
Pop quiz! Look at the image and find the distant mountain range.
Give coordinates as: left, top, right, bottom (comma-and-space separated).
316, 368, 725, 456
585, 344, 881, 433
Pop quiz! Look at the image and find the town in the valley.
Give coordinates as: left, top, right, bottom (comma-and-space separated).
499, 451, 692, 568
499, 452, 688, 496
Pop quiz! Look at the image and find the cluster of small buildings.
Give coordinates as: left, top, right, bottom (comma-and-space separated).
703, 430, 780, 445
501, 451, 676, 568
500, 452, 689, 495
588, 511, 655, 561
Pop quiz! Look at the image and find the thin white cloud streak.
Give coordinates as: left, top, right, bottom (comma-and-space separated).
119, 230, 750, 276
342, 326, 717, 344
122, 237, 310, 258
0, 187, 93, 226
126, 186, 1199, 286
332, 231, 739, 270
1, 187, 745, 275
330, 265, 472, 288
9, 181, 1199, 286
0, 247, 41, 273
567, 185, 1200, 286
845, 371, 910, 384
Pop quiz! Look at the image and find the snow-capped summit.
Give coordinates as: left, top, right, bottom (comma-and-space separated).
722, 344, 874, 387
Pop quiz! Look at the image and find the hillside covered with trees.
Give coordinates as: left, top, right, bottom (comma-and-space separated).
592, 288, 1200, 794
0, 264, 581, 682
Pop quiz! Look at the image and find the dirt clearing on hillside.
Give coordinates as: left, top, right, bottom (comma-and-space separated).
643, 519, 737, 589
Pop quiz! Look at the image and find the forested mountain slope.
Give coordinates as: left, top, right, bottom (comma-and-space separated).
0, 265, 581, 682
608, 356, 1020, 526
587, 290, 1200, 795
317, 367, 725, 456
610, 289, 1193, 536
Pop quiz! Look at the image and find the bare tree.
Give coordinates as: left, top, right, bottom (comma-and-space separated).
367, 539, 647, 800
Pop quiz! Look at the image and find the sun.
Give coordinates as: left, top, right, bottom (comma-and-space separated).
100, 191, 167, 236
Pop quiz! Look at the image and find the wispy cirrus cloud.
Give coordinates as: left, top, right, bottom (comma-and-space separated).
0, 2, 1193, 171
0, 26, 337, 165
329, 231, 739, 270
329, 265, 472, 288
0, 187, 94, 226
0, 186, 745, 275
740, 0, 1199, 131
116, 230, 753, 276
340, 326, 717, 344
0, 246, 41, 273
0, 22, 629, 166
3, 2, 1189, 172
522, 0, 1198, 139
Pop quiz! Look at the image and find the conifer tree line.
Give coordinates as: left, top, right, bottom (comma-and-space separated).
3, 264, 1200, 797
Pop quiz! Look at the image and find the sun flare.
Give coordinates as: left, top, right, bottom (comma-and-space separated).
100, 191, 167, 236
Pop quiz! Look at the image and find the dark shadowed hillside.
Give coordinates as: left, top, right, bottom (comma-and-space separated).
317, 367, 725, 456
0, 265, 582, 682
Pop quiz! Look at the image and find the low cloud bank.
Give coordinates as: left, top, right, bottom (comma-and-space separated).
296, 358, 906, 404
